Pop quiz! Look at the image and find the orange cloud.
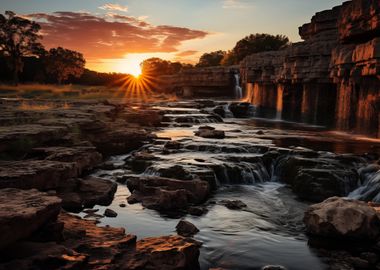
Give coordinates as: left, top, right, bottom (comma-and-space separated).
175, 50, 199, 57
28, 12, 209, 59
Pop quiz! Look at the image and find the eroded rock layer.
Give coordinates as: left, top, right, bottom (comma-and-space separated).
240, 0, 380, 138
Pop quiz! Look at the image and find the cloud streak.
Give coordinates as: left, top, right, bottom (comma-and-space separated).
222, 0, 251, 9
28, 12, 209, 59
99, 3, 129, 12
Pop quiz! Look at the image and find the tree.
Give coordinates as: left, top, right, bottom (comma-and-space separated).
140, 58, 192, 76
0, 11, 44, 84
221, 50, 238, 66
45, 47, 85, 84
196, 50, 226, 67
225, 33, 290, 64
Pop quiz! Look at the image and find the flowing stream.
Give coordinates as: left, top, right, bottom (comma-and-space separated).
87, 101, 380, 270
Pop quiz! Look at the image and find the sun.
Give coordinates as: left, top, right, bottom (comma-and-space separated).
129, 66, 142, 78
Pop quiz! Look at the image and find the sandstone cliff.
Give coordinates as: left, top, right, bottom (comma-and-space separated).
241, 0, 380, 138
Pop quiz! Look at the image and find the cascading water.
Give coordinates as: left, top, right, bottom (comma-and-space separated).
349, 164, 380, 202
234, 73, 243, 100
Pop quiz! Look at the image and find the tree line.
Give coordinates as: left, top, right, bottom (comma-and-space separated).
0, 10, 290, 84
0, 11, 86, 85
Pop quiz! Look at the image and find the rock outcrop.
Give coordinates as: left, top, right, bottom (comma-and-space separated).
304, 197, 380, 240
240, 0, 380, 138
160, 66, 239, 98
126, 176, 210, 212
0, 188, 62, 249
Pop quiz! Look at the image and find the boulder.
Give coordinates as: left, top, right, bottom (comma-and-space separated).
195, 126, 225, 139
229, 103, 254, 118
57, 177, 117, 212
176, 220, 199, 237
0, 188, 62, 249
127, 176, 210, 211
104, 208, 118, 218
221, 200, 247, 210
304, 197, 380, 240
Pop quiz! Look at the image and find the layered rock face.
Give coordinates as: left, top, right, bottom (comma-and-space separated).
161, 66, 239, 98
241, 0, 380, 138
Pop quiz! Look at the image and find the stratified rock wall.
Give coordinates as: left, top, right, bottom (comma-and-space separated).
161, 66, 239, 98
241, 0, 380, 138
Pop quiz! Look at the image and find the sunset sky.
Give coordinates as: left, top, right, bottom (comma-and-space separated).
1, 0, 344, 74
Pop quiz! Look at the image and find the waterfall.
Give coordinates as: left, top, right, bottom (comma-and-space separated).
234, 74, 243, 100
348, 165, 380, 202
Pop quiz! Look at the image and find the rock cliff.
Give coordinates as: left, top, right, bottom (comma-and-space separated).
240, 0, 380, 138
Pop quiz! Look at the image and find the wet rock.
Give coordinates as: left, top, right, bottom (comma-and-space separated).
57, 177, 117, 212
122, 109, 164, 127
304, 197, 380, 240
262, 266, 287, 270
221, 200, 247, 210
229, 103, 254, 118
188, 206, 207, 216
256, 130, 265, 135
119, 203, 127, 208
157, 165, 194, 180
127, 176, 210, 211
292, 168, 358, 202
176, 220, 199, 237
195, 126, 225, 139
164, 140, 181, 150
104, 208, 118, 218
0, 188, 62, 249
276, 156, 359, 202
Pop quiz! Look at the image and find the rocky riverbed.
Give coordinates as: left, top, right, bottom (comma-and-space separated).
1, 97, 380, 269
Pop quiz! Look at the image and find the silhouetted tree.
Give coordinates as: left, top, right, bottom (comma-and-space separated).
141, 58, 193, 76
223, 33, 290, 65
45, 47, 85, 84
0, 11, 44, 84
196, 50, 226, 67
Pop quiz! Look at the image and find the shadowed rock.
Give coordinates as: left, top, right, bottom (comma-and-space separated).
127, 176, 210, 211
0, 188, 62, 249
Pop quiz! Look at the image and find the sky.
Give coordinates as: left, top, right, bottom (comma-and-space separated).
0, 0, 344, 74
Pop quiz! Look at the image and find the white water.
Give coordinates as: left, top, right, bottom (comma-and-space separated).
234, 74, 243, 100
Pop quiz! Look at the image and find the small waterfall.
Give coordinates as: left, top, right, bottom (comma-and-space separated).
213, 161, 270, 184
223, 104, 234, 118
234, 74, 243, 100
349, 165, 380, 202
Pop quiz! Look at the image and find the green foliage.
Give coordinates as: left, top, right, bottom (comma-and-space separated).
0, 11, 44, 84
226, 33, 290, 64
141, 58, 193, 76
196, 50, 226, 67
44, 47, 85, 84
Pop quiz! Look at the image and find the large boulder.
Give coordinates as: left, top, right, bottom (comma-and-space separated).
304, 197, 380, 240
0, 188, 62, 249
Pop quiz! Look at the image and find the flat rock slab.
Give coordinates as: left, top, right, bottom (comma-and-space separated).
0, 160, 77, 190
122, 235, 201, 270
0, 188, 62, 249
